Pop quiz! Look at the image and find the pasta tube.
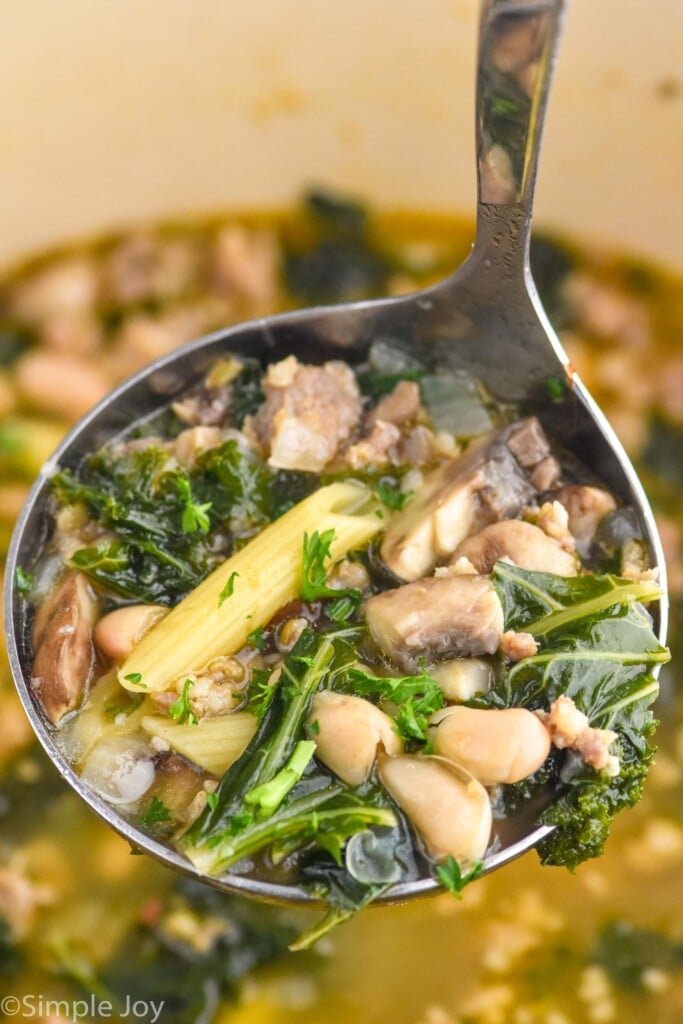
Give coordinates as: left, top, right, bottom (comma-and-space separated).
119, 481, 380, 692
141, 712, 257, 776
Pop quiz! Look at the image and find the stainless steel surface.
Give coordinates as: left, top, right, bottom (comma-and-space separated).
4, 0, 668, 907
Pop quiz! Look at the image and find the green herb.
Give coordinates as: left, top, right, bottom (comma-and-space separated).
123, 672, 147, 688
14, 565, 33, 595
177, 475, 212, 534
140, 796, 172, 829
374, 480, 413, 511
206, 792, 219, 812
435, 856, 484, 898
218, 571, 240, 607
476, 562, 669, 869
340, 664, 445, 743
545, 374, 566, 402
308, 719, 320, 736
244, 740, 317, 817
593, 921, 683, 990
169, 679, 198, 726
300, 529, 362, 606
356, 368, 422, 401
247, 626, 267, 652
247, 668, 277, 720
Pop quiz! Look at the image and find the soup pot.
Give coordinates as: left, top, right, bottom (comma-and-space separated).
1, 0, 682, 271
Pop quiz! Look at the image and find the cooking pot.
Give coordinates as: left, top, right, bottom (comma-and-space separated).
1, 0, 681, 270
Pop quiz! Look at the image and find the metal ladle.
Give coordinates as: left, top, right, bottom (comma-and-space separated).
4, 0, 668, 906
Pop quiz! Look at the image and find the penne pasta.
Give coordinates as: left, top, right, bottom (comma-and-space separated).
119, 481, 380, 692
141, 712, 258, 776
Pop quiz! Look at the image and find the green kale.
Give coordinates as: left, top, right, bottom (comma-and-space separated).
87, 880, 294, 1024
195, 438, 270, 528
284, 189, 392, 304
181, 628, 402, 947
476, 562, 669, 869
0, 917, 22, 974
355, 367, 422, 401
227, 359, 265, 427
593, 920, 683, 990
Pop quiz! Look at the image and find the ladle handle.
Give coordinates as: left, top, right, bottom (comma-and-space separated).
472, 0, 567, 280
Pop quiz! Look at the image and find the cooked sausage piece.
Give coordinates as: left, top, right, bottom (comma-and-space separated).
452, 519, 578, 576
251, 356, 362, 472
380, 418, 549, 581
555, 485, 617, 547
31, 571, 98, 724
365, 574, 504, 672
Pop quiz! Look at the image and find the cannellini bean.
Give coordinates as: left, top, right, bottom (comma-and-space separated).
429, 706, 551, 785
94, 604, 167, 662
14, 351, 111, 421
378, 754, 491, 863
431, 658, 493, 702
306, 690, 402, 787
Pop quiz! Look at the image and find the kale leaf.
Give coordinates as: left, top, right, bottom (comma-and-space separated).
592, 920, 683, 990
476, 562, 669, 869
53, 436, 308, 605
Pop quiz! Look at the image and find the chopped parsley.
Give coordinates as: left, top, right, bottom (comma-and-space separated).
139, 797, 172, 829
168, 679, 198, 726
176, 476, 212, 535
218, 571, 240, 607
434, 856, 484, 898
124, 672, 147, 688
374, 479, 413, 511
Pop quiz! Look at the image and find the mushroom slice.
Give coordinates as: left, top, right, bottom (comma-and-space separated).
31, 571, 98, 724
306, 690, 402, 787
364, 575, 504, 672
452, 519, 578, 576
380, 419, 547, 581
378, 754, 491, 863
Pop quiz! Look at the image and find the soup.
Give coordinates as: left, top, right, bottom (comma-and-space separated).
1, 192, 682, 1022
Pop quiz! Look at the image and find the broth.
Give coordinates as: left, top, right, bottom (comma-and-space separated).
1, 191, 682, 1023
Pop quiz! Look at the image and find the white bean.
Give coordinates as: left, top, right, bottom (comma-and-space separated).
430, 705, 551, 785
307, 690, 402, 787
378, 754, 491, 863
95, 604, 167, 662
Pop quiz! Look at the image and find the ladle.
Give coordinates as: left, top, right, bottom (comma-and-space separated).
4, 0, 668, 905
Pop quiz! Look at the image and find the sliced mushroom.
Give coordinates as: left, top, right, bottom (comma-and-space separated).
306, 690, 402, 787
365, 574, 504, 672
380, 419, 548, 581
429, 706, 551, 785
555, 485, 617, 548
452, 519, 578, 576
378, 754, 491, 863
81, 736, 156, 806
94, 603, 167, 662
31, 571, 98, 724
